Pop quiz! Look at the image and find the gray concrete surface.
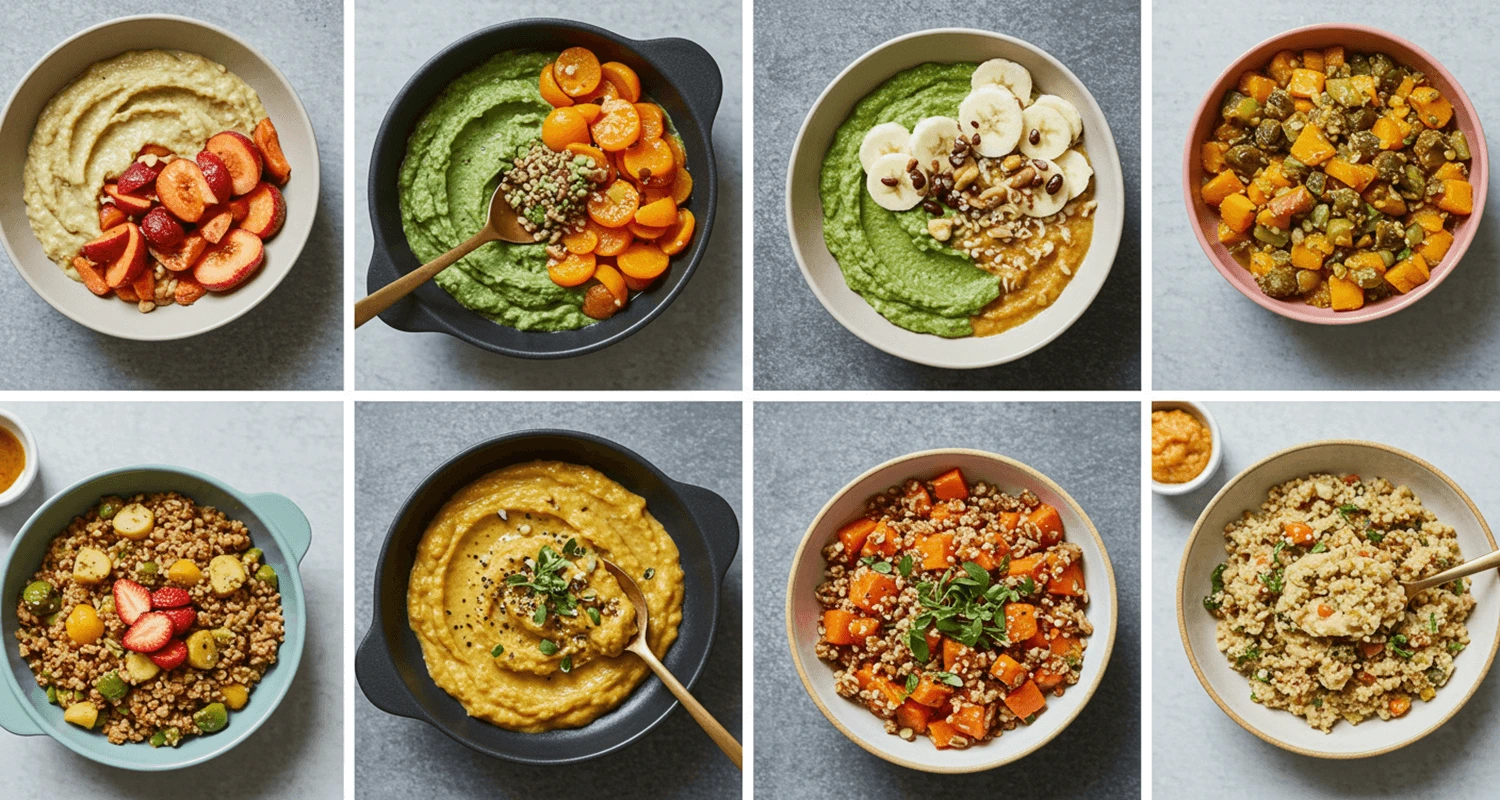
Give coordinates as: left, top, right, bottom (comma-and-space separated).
1153, 401, 1500, 795
754, 402, 1140, 797
0, 401, 344, 798
353, 0, 743, 390
354, 401, 742, 798
0, 0, 344, 390
1152, 0, 1500, 389
752, 0, 1141, 390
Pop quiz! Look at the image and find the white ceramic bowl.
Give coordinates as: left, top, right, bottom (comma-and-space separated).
785, 29, 1125, 369
0, 15, 321, 341
0, 409, 38, 507
785, 448, 1118, 772
1150, 400, 1223, 496
1176, 440, 1500, 758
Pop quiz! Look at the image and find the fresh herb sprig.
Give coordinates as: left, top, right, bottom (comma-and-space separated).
908, 562, 1016, 653
506, 545, 580, 623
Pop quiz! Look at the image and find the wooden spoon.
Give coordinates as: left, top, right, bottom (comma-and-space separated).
1404, 547, 1500, 601
354, 184, 532, 328
601, 558, 742, 769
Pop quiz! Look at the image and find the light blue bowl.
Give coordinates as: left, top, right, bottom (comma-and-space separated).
0, 465, 310, 770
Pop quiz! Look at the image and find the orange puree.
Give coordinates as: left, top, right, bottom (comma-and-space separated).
0, 427, 24, 493
1151, 409, 1211, 484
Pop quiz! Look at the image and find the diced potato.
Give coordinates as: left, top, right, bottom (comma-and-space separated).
124, 652, 160, 684
187, 630, 220, 670
72, 547, 112, 585
112, 504, 155, 540
208, 555, 247, 597
221, 683, 249, 710
64, 701, 98, 729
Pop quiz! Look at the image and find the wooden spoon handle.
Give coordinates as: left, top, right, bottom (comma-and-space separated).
1407, 547, 1500, 595
635, 645, 742, 769
354, 228, 497, 328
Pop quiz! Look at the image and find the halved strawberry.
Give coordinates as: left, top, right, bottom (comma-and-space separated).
254, 117, 291, 184
149, 639, 187, 670
117, 161, 161, 195
151, 586, 191, 608
79, 225, 132, 262
194, 228, 264, 291
239, 183, 286, 240
104, 183, 154, 216
104, 223, 147, 289
161, 607, 196, 636
112, 579, 152, 625
122, 611, 173, 653
196, 151, 232, 203
205, 131, 263, 196
140, 206, 185, 249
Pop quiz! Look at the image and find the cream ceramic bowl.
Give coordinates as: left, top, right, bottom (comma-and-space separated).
0, 409, 38, 507
1176, 440, 1500, 758
0, 15, 321, 341
786, 29, 1125, 369
785, 448, 1117, 772
1150, 400, 1223, 496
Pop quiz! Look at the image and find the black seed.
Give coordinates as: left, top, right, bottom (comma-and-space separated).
1033, 159, 1049, 171
922, 199, 942, 215
910, 171, 926, 190
1047, 174, 1064, 194
971, 133, 981, 146
906, 158, 918, 172
1029, 129, 1041, 145
880, 176, 899, 187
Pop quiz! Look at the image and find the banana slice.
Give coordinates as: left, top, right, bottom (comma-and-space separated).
865, 152, 923, 211
909, 117, 961, 174
1018, 104, 1071, 161
958, 86, 1023, 158
1055, 149, 1094, 200
1017, 158, 1068, 218
1031, 94, 1083, 141
859, 122, 910, 172
971, 58, 1033, 106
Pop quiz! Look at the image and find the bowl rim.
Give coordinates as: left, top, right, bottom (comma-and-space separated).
1180, 22, 1488, 325
784, 27, 1125, 369
1149, 400, 1223, 496
0, 13, 322, 342
362, 18, 720, 359
0, 463, 309, 770
0, 408, 39, 506
783, 447, 1118, 772
1173, 438, 1500, 758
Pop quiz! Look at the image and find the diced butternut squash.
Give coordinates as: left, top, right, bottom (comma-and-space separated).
1268, 50, 1298, 85
1201, 170, 1247, 206
1201, 141, 1228, 174
1323, 46, 1345, 69
896, 699, 934, 734
848, 616, 881, 640
1432, 162, 1468, 181
1246, 179, 1272, 207
1026, 504, 1064, 545
942, 637, 966, 672
1328, 275, 1364, 311
1410, 208, 1446, 233
1256, 206, 1291, 230
1436, 179, 1473, 215
1034, 668, 1065, 691
1324, 159, 1376, 192
1237, 71, 1276, 104
1349, 75, 1378, 104
1263, 159, 1292, 189
1220, 193, 1257, 233
1385, 253, 1431, 294
927, 719, 961, 749
1004, 602, 1039, 643
1364, 183, 1408, 217
1345, 250, 1388, 275
1290, 243, 1323, 271
822, 609, 859, 645
1248, 250, 1275, 277
931, 469, 968, 501
1394, 75, 1415, 99
1419, 229, 1454, 264
1047, 561, 1086, 596
1287, 68, 1326, 99
1267, 185, 1314, 219
1409, 86, 1454, 129
1218, 221, 1248, 245
859, 520, 901, 559
1301, 49, 1325, 73
1004, 680, 1047, 719
917, 532, 955, 571
850, 570, 897, 615
910, 673, 955, 708
836, 517, 877, 563
949, 703, 991, 740
1007, 554, 1046, 579
1289, 124, 1335, 166
990, 653, 1029, 689
1372, 115, 1407, 150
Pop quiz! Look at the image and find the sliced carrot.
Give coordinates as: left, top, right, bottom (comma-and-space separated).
616, 241, 669, 280
538, 62, 573, 107
542, 107, 591, 151
561, 226, 598, 255
593, 221, 633, 256
546, 252, 596, 287
635, 102, 665, 140
593, 261, 627, 305
591, 98, 642, 152
665, 134, 687, 168
587, 179, 639, 228
131, 268, 155, 304
576, 77, 620, 105
660, 209, 695, 256
628, 220, 668, 240
622, 271, 658, 292
599, 61, 641, 103
571, 103, 601, 124
621, 136, 676, 186
634, 196, 678, 228
554, 47, 601, 98
565, 143, 612, 179
671, 169, 693, 205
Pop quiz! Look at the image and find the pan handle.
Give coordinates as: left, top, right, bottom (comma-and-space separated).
247, 492, 312, 564
355, 624, 428, 721
676, 482, 740, 579
364, 242, 446, 334
0, 682, 43, 737
636, 37, 722, 130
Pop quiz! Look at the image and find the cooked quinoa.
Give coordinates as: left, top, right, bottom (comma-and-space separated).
14, 492, 285, 745
1203, 473, 1474, 732
814, 468, 1092, 749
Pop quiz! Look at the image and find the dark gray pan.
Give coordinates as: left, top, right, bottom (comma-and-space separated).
355, 430, 739, 763
365, 20, 722, 358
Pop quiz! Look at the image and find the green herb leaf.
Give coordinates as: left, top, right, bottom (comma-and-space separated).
1365, 530, 1384, 543
870, 560, 892, 575
532, 604, 547, 625
1337, 504, 1359, 519
1310, 541, 1327, 554
908, 629, 930, 663
962, 561, 990, 589
1449, 641, 1466, 654
490, 643, 504, 657
905, 673, 919, 695
643, 568, 655, 580
934, 671, 963, 687
560, 655, 572, 673
539, 639, 558, 656
1313, 697, 1323, 708
1429, 613, 1438, 634
1019, 576, 1036, 596
1210, 563, 1227, 594
587, 606, 602, 626
897, 554, 913, 578
1271, 541, 1288, 564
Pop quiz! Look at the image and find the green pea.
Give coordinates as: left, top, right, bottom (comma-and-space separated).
193, 703, 228, 734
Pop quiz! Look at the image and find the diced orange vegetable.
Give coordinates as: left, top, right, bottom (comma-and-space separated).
1046, 561, 1086, 596
1290, 243, 1324, 271
1301, 50, 1325, 73
917, 532, 955, 571
1004, 603, 1038, 643
1268, 50, 1298, 86
927, 719, 960, 749
906, 483, 933, 517
930, 504, 952, 522
1408, 86, 1454, 129
1385, 253, 1431, 294
1289, 123, 1335, 166
1389, 696, 1412, 717
836, 518, 878, 563
1350, 75, 1378, 104
1436, 180, 1473, 215
1287, 68, 1326, 99
896, 699, 933, 734
1294, 98, 1314, 113
1328, 276, 1364, 311
848, 617, 881, 640
949, 703, 991, 739
1358, 641, 1385, 659
1200, 170, 1246, 206
1394, 75, 1415, 99
1345, 250, 1387, 276
942, 637, 966, 672
1410, 208, 1446, 233
1246, 179, 1272, 207
1201, 141, 1228, 173
931, 469, 968, 501
1364, 183, 1408, 217
1323, 46, 1345, 69
1324, 159, 1376, 192
909, 673, 955, 708
1008, 554, 1045, 580
1034, 668, 1064, 691
1283, 521, 1315, 546
1004, 680, 1047, 719
860, 520, 901, 559
1237, 72, 1276, 104
1432, 162, 1467, 181
822, 609, 858, 645
1318, 604, 1334, 618
1267, 185, 1314, 220
1248, 251, 1275, 277
1219, 193, 1257, 233
1372, 115, 1407, 150
990, 654, 1029, 689
868, 674, 906, 708
1256, 206, 1291, 230
1419, 229, 1454, 264
1050, 633, 1082, 660
1026, 504, 1063, 545
850, 570, 897, 615
1263, 159, 1292, 189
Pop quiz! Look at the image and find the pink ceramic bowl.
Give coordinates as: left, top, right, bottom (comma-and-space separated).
1182, 24, 1488, 325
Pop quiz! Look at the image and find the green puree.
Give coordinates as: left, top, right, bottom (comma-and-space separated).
398, 50, 591, 331
819, 62, 1000, 338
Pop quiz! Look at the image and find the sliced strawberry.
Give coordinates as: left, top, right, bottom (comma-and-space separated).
194, 228, 264, 291
140, 206, 185, 248
122, 612, 173, 653
161, 607, 196, 636
199, 205, 234, 244
104, 183, 154, 216
80, 225, 131, 262
72, 257, 111, 297
155, 159, 216, 223
254, 117, 291, 184
104, 223, 147, 289
112, 579, 153, 626
149, 233, 208, 273
99, 204, 128, 231
151, 586, 191, 608
174, 275, 208, 306
196, 151, 232, 203
117, 161, 161, 195
239, 183, 286, 240
149, 639, 187, 670
205, 131, 263, 196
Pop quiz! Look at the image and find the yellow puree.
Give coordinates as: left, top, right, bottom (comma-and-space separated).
407, 461, 684, 732
0, 428, 23, 492
972, 184, 1096, 337
1151, 409, 1212, 483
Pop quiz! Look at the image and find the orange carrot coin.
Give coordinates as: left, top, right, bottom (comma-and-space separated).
547, 251, 596, 287
621, 137, 676, 185
634, 196, 678, 228
539, 62, 573, 107
660, 209, 695, 256
554, 47, 601, 98
572, 103, 602, 124
665, 135, 687, 168
562, 225, 599, 254
593, 221, 633, 256
642, 183, 673, 204
587, 179, 639, 228
671, 169, 693, 204
623, 271, 657, 291
616, 241, 669, 280
635, 103, 665, 140
591, 98, 642, 152
599, 62, 642, 103
629, 220, 669, 239
577, 78, 620, 105
541, 107, 591, 151
593, 261, 628, 305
